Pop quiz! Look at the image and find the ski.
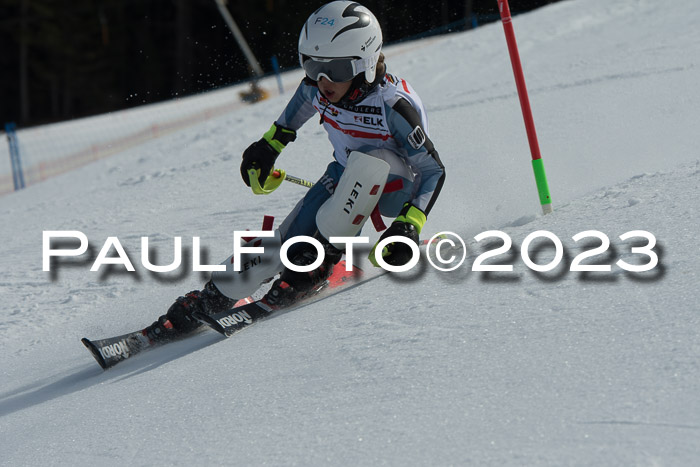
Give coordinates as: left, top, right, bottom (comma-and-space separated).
192, 258, 376, 336
81, 259, 371, 369
192, 237, 454, 337
81, 330, 159, 370
81, 238, 453, 369
191, 300, 273, 337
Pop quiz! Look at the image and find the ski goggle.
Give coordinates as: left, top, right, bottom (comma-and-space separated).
300, 55, 366, 83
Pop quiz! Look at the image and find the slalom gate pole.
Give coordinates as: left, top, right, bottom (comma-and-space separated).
497, 0, 553, 214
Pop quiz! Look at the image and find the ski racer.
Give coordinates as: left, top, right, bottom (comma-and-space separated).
144, 0, 445, 341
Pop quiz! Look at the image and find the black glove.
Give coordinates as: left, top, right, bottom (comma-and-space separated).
240, 123, 297, 188
375, 221, 420, 266
370, 203, 426, 267
240, 139, 278, 187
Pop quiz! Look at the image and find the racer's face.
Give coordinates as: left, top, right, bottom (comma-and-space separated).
317, 77, 352, 104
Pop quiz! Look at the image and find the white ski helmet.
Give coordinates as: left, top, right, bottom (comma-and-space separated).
298, 1, 383, 83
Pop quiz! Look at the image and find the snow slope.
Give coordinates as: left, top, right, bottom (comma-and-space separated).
1, 0, 699, 465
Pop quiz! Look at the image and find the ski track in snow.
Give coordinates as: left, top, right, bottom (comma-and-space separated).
1, 0, 699, 465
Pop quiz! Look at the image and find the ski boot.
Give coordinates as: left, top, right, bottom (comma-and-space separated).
144, 280, 236, 342
265, 235, 343, 308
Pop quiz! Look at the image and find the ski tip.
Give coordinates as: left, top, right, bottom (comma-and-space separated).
81, 337, 108, 370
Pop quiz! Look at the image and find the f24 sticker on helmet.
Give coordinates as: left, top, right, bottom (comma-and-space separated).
407, 126, 426, 150
314, 17, 335, 26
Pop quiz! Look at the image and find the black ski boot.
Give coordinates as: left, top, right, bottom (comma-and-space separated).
265, 235, 343, 308
144, 280, 236, 342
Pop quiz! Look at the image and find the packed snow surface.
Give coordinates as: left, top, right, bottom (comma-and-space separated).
1, 0, 699, 465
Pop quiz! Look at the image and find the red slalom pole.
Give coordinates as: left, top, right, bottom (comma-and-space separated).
497, 0, 553, 214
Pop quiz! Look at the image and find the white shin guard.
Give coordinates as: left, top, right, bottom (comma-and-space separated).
211, 229, 284, 300
316, 151, 390, 248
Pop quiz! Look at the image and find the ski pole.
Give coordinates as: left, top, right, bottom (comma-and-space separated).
272, 170, 314, 189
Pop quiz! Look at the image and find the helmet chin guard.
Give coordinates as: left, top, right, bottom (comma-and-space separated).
298, 1, 383, 83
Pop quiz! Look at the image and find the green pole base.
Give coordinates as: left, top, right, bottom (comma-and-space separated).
532, 158, 553, 214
